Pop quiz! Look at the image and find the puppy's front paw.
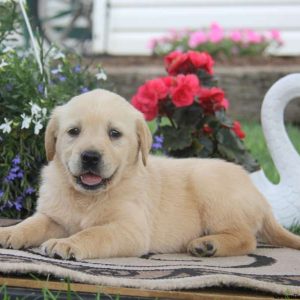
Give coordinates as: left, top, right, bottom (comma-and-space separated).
41, 238, 83, 261
188, 239, 217, 257
0, 227, 28, 250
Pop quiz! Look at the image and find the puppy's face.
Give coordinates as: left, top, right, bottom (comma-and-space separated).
45, 89, 152, 194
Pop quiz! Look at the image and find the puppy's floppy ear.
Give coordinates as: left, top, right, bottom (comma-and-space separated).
45, 107, 60, 162
136, 118, 152, 166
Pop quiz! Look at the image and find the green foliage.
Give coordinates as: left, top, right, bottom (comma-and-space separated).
152, 89, 259, 173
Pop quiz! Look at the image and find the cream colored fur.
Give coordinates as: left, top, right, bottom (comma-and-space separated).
0, 89, 299, 260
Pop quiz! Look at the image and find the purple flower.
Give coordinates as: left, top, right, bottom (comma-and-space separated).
58, 75, 66, 82
16, 171, 24, 179
152, 135, 164, 150
73, 65, 81, 73
14, 196, 23, 211
12, 155, 21, 165
25, 187, 35, 195
5, 172, 17, 182
5, 156, 24, 182
11, 166, 20, 173
38, 83, 44, 94
80, 87, 89, 93
0, 190, 3, 198
14, 202, 22, 211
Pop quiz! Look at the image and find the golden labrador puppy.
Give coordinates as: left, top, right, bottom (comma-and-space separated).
0, 89, 299, 260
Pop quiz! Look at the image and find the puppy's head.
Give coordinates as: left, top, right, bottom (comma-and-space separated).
45, 89, 152, 194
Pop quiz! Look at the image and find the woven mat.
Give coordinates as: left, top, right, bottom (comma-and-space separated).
0, 245, 299, 296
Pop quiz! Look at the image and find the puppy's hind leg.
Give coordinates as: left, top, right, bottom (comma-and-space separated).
187, 229, 257, 257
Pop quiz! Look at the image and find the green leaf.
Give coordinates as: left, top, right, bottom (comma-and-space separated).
197, 135, 214, 157
161, 126, 193, 151
172, 104, 203, 127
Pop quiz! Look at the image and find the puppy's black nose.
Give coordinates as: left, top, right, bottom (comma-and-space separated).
81, 151, 101, 167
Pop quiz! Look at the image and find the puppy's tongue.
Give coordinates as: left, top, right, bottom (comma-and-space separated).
80, 173, 102, 186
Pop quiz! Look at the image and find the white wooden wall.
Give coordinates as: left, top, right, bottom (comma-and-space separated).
92, 0, 300, 56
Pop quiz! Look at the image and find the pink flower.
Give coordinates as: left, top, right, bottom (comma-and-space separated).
230, 30, 243, 42
168, 29, 187, 40
208, 22, 224, 43
170, 74, 201, 107
188, 31, 207, 48
148, 38, 158, 50
269, 29, 283, 44
245, 30, 263, 44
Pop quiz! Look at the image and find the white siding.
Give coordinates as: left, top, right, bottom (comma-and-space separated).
92, 0, 300, 55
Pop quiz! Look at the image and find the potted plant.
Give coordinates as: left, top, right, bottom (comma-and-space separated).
131, 50, 259, 172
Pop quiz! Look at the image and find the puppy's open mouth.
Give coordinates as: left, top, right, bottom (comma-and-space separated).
75, 170, 116, 190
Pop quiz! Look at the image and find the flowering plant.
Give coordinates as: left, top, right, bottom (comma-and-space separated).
132, 50, 259, 172
0, 44, 109, 218
150, 22, 283, 58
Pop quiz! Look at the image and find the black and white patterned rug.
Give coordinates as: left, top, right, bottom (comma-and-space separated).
0, 245, 299, 296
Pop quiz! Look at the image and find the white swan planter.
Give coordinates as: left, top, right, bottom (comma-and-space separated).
250, 74, 300, 228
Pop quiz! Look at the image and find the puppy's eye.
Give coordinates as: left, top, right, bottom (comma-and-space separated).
109, 129, 122, 139
68, 127, 80, 137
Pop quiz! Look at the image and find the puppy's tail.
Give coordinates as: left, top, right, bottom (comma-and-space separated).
261, 214, 300, 249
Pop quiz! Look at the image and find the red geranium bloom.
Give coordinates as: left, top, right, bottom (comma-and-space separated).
187, 51, 214, 75
198, 87, 229, 114
164, 51, 189, 75
161, 75, 175, 89
149, 78, 169, 99
232, 121, 246, 139
131, 78, 169, 121
170, 74, 201, 107
164, 50, 214, 76
131, 94, 158, 121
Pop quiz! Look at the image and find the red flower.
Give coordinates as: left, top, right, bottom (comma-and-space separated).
131, 78, 169, 121
170, 74, 201, 107
202, 124, 213, 134
150, 78, 169, 99
161, 76, 175, 89
187, 51, 214, 75
164, 50, 214, 76
131, 94, 158, 121
232, 121, 246, 139
198, 87, 229, 114
164, 51, 189, 75
132, 74, 201, 119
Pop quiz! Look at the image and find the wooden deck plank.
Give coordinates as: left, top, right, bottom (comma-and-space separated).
0, 277, 274, 299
